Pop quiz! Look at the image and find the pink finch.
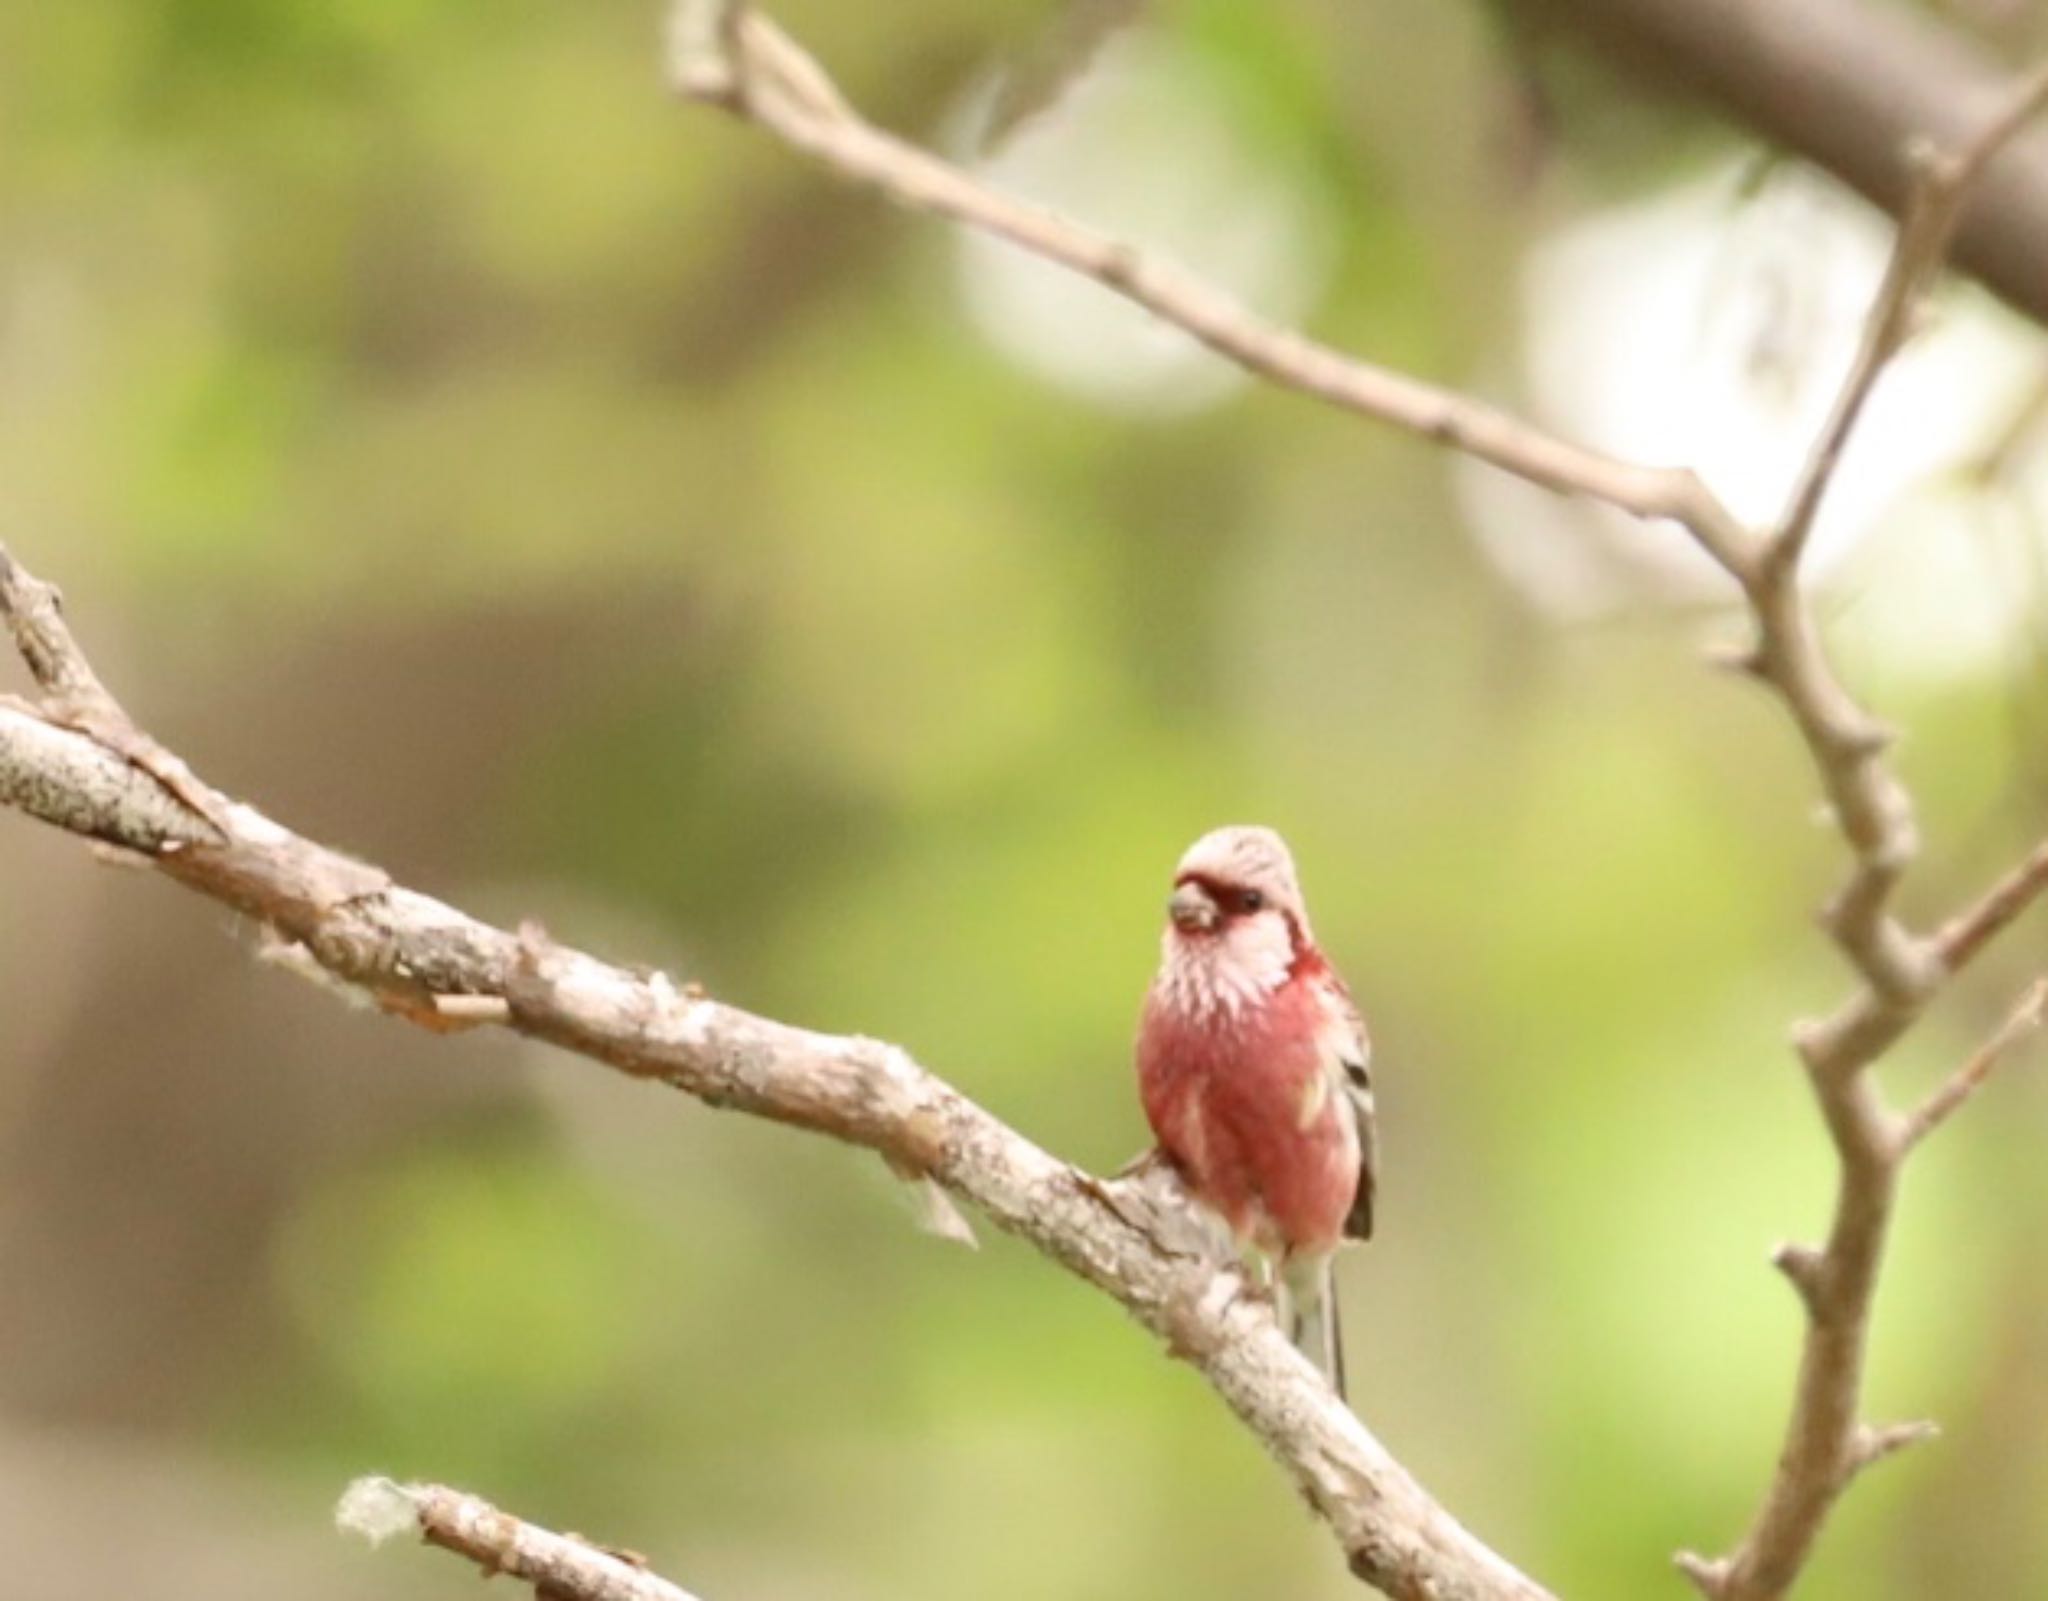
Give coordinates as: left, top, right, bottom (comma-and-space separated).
1135, 825, 1375, 1396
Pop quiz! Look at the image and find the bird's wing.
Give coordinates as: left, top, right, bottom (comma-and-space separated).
1322, 977, 1377, 1242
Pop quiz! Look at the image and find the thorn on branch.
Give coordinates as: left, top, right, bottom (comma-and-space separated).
1832, 716, 1898, 761
1703, 638, 1768, 680
1789, 1017, 1832, 1071
1771, 1241, 1828, 1311
1843, 1419, 1939, 1487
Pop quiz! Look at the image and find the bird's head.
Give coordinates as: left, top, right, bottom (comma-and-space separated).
1157, 825, 1312, 1014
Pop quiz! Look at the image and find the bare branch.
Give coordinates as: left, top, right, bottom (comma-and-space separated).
663, 2, 1756, 579
338, 1477, 705, 1601
1774, 62, 2048, 568
1932, 838, 2048, 972
0, 540, 1554, 1601
1672, 63, 2048, 1601
0, 547, 119, 709
1901, 977, 2048, 1150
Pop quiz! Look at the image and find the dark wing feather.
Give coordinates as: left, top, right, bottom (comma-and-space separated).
1336, 993, 1376, 1241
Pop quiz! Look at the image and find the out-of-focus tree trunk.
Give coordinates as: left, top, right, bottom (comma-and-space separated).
1507, 0, 2048, 327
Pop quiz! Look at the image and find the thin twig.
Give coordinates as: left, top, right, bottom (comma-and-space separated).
1773, 62, 2048, 569
664, 2, 1757, 579
338, 1478, 705, 1601
1932, 838, 2048, 972
1901, 977, 2048, 1149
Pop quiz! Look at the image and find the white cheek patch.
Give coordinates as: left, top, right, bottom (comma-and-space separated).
1158, 911, 1294, 1021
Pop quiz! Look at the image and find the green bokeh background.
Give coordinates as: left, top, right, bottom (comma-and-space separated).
2, 3, 2045, 1598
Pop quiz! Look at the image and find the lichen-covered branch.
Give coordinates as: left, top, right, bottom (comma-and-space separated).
0, 544, 1554, 1601
338, 1477, 705, 1601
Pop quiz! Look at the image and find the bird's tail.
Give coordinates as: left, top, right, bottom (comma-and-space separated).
1283, 1253, 1347, 1400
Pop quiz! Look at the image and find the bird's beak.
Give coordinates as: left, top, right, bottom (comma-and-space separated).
1168, 882, 1219, 934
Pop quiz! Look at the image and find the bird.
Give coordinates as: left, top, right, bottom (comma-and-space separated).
1134, 825, 1375, 1396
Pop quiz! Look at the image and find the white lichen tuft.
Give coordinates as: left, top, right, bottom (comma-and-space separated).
675, 997, 714, 1048
335, 1476, 421, 1547
257, 930, 377, 1011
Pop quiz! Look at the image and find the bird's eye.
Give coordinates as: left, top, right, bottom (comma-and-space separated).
1238, 889, 1265, 914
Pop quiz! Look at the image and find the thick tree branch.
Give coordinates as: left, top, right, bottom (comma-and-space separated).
1509, 0, 2048, 331
338, 1477, 705, 1601
0, 544, 1554, 1601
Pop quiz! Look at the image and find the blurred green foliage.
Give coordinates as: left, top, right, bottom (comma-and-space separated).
2, 3, 2046, 1600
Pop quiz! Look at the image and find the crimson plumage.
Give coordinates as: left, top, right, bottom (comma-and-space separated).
1135, 826, 1375, 1394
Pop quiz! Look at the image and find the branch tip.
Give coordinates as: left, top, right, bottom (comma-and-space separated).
1674, 1550, 1729, 1598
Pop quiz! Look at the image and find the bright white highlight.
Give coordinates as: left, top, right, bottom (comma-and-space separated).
1461, 161, 2048, 684
953, 34, 1334, 415
335, 1476, 421, 1547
